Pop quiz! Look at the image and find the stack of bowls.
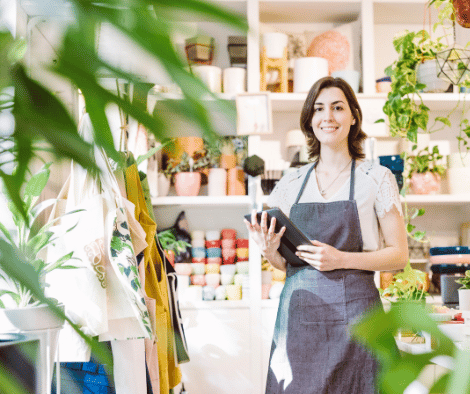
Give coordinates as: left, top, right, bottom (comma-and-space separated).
429, 246, 470, 265
221, 228, 237, 264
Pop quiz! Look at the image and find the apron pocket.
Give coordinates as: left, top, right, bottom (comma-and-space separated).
300, 278, 346, 324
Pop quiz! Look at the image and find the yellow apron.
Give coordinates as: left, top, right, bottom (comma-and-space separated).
125, 162, 182, 393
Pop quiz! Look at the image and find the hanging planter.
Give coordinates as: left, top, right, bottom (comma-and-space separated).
453, 0, 470, 28
416, 59, 451, 92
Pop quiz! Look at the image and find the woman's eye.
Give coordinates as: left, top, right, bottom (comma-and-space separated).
334, 106, 344, 111
314, 107, 322, 112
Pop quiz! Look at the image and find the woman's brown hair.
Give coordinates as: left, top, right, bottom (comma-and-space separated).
300, 76, 367, 162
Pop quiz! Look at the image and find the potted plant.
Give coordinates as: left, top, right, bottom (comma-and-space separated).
0, 164, 79, 316
164, 150, 210, 196
156, 229, 191, 267
219, 137, 237, 170
456, 270, 470, 310
380, 261, 430, 343
405, 145, 446, 194
0, 163, 80, 393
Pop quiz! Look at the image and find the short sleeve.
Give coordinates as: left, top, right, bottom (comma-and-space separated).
374, 168, 403, 218
266, 176, 289, 212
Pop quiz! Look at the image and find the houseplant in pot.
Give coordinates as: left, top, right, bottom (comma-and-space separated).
204, 139, 228, 196
456, 270, 470, 310
157, 229, 191, 267
0, 163, 80, 392
405, 145, 446, 194
380, 261, 430, 343
164, 150, 210, 196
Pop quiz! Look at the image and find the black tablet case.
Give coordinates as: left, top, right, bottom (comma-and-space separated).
244, 208, 311, 266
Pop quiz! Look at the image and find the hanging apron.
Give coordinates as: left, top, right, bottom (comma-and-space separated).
266, 159, 381, 394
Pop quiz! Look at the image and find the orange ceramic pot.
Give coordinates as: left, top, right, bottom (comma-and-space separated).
409, 172, 441, 195
165, 137, 204, 161
175, 172, 201, 196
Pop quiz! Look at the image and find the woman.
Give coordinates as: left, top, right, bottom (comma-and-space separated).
244, 76, 408, 393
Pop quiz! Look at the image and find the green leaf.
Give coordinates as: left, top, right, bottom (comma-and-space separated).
375, 118, 385, 124
44, 251, 77, 274
135, 142, 168, 166
407, 223, 416, 233
435, 116, 451, 127
24, 163, 51, 197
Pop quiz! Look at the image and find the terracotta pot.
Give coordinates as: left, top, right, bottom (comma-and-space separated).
227, 167, 246, 195
409, 172, 441, 195
174, 172, 201, 196
454, 0, 470, 28
164, 250, 175, 267
220, 154, 237, 170
165, 137, 204, 161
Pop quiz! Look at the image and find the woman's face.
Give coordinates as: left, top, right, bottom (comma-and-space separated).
311, 87, 355, 149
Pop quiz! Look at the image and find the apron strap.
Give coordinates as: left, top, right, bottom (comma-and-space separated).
349, 159, 356, 201
294, 162, 317, 205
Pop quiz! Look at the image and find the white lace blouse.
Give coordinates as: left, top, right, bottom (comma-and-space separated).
266, 159, 403, 252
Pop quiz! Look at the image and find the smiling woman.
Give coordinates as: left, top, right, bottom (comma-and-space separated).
244, 76, 408, 394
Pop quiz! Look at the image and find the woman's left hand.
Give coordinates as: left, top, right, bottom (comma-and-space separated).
296, 240, 345, 271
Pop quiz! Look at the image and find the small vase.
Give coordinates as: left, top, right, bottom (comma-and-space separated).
409, 172, 441, 195
157, 173, 170, 197
459, 288, 470, 311
416, 60, 450, 93
174, 172, 201, 196
208, 168, 227, 196
227, 167, 246, 195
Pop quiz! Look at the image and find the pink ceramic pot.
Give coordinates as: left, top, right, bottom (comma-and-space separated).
175, 172, 201, 196
221, 239, 236, 249
409, 172, 441, 195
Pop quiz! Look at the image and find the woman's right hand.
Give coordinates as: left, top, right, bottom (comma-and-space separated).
243, 210, 286, 259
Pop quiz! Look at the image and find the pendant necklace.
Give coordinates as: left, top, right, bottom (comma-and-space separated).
316, 159, 352, 196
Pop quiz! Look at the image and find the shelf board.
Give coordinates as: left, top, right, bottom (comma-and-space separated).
180, 300, 250, 310
402, 194, 470, 205
152, 195, 252, 206
259, 0, 361, 24
262, 194, 470, 206
268, 92, 470, 112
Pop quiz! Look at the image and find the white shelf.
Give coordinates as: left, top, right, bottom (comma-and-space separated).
151, 195, 252, 206
402, 194, 470, 205
268, 93, 470, 112
180, 300, 250, 310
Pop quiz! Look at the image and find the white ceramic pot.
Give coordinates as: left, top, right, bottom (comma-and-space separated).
459, 288, 470, 311
416, 59, 451, 93
157, 173, 170, 197
223, 67, 246, 95
332, 70, 360, 93
208, 168, 227, 196
263, 32, 288, 59
447, 167, 470, 194
0, 304, 65, 394
294, 57, 329, 93
192, 65, 222, 93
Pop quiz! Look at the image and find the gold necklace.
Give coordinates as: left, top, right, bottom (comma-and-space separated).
316, 159, 352, 196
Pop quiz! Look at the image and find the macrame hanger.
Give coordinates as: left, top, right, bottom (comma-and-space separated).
116, 79, 129, 154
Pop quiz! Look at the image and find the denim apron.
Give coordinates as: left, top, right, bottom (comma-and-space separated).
265, 159, 381, 394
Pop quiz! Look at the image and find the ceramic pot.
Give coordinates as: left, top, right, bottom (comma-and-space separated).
157, 173, 170, 197
409, 172, 441, 195
227, 167, 246, 195
164, 250, 175, 267
166, 137, 204, 161
174, 172, 201, 196
263, 32, 288, 59
331, 70, 360, 93
220, 154, 237, 170
459, 288, 470, 311
454, 0, 470, 28
208, 168, 227, 196
416, 60, 451, 93
293, 57, 328, 93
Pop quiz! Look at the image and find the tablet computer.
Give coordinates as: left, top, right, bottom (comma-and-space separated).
244, 208, 312, 267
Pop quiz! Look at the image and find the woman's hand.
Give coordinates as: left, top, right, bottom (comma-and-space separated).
243, 210, 286, 259
296, 240, 345, 271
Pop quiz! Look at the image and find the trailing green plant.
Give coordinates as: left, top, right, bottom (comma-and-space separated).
404, 145, 446, 178
456, 270, 470, 289
157, 229, 191, 255
0, 163, 81, 308
380, 261, 430, 302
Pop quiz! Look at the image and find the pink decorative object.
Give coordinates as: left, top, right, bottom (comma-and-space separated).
174, 172, 201, 196
307, 30, 350, 74
221, 228, 237, 239
409, 172, 441, 195
206, 257, 222, 265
